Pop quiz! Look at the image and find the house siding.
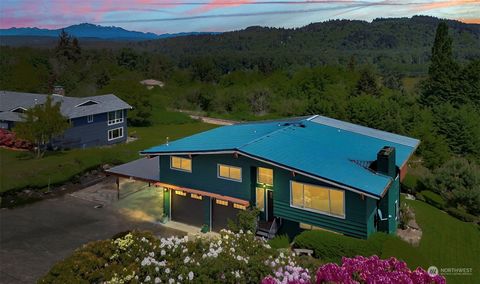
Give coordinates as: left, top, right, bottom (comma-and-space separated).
53, 110, 128, 148
158, 153, 379, 239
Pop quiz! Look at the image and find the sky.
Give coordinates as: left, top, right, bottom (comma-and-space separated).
0, 0, 479, 34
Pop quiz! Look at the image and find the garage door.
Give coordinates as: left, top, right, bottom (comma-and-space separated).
211, 199, 245, 232
171, 190, 205, 227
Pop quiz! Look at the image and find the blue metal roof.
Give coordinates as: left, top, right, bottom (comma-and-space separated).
142, 115, 419, 198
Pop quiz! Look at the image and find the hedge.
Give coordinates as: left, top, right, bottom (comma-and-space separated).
293, 230, 388, 263
445, 207, 478, 223
420, 190, 446, 209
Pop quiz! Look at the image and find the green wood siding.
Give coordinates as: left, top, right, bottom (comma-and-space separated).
158, 153, 387, 239
163, 189, 170, 219
378, 176, 400, 234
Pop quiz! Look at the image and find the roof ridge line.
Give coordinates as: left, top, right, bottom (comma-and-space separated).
237, 123, 295, 150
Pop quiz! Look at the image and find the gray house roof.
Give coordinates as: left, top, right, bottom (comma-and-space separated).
106, 157, 160, 182
0, 91, 132, 121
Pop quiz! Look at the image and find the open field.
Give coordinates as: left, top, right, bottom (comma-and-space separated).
0, 111, 216, 193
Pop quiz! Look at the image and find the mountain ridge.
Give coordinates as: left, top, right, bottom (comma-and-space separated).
0, 23, 219, 40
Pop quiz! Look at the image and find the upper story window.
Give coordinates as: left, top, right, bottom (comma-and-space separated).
170, 156, 192, 172
218, 164, 242, 182
257, 167, 273, 185
87, 114, 94, 123
290, 181, 345, 218
108, 110, 124, 125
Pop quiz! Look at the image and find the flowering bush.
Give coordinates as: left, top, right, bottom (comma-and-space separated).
40, 230, 304, 284
0, 129, 32, 150
316, 255, 446, 284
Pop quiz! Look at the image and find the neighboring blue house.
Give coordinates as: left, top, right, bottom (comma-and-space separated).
0, 91, 132, 148
133, 115, 419, 239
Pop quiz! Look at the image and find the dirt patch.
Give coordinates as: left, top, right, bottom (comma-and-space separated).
397, 204, 423, 246
0, 167, 107, 209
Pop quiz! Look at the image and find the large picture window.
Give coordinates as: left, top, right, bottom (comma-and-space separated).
290, 181, 345, 218
108, 127, 124, 141
217, 164, 242, 182
108, 110, 124, 125
170, 156, 192, 172
257, 167, 273, 185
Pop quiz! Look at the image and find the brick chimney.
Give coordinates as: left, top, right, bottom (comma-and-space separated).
53, 85, 65, 96
376, 146, 396, 178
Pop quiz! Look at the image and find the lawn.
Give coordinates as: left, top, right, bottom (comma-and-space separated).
381, 199, 480, 283
0, 110, 217, 193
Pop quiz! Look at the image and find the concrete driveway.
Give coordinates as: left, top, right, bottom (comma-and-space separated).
0, 193, 182, 283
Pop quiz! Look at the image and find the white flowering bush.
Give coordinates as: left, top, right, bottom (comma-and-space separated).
40, 230, 305, 284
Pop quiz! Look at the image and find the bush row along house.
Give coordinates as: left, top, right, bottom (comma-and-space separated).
109, 115, 419, 239
0, 90, 132, 148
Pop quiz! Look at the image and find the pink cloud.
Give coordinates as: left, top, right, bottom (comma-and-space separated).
187, 0, 255, 15
0, 0, 180, 29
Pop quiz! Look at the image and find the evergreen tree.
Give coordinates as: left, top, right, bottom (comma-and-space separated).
353, 69, 381, 96
421, 22, 459, 106
55, 29, 72, 59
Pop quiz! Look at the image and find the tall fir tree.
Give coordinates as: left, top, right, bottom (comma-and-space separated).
421, 22, 459, 106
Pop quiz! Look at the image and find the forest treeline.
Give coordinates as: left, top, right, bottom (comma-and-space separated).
0, 19, 479, 214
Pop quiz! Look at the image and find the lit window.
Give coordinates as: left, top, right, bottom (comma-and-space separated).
290, 181, 345, 217
216, 199, 228, 206
108, 110, 124, 125
256, 187, 265, 212
108, 127, 124, 141
171, 156, 192, 172
257, 167, 273, 185
175, 190, 186, 196
234, 203, 246, 210
218, 164, 242, 182
191, 193, 203, 200
87, 114, 93, 123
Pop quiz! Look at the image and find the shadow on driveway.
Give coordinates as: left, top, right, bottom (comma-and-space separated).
0, 194, 182, 283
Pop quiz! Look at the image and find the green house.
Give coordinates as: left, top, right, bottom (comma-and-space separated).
140, 115, 419, 239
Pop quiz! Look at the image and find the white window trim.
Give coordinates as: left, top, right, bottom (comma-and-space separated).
87, 114, 94, 123
75, 100, 99, 107
107, 127, 124, 141
257, 167, 273, 185
107, 110, 124, 126
289, 180, 346, 219
217, 163, 242, 182
170, 156, 192, 173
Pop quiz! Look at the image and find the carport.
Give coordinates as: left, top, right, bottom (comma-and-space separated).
106, 157, 164, 222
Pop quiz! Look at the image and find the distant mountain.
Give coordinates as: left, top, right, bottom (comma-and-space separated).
0, 23, 218, 40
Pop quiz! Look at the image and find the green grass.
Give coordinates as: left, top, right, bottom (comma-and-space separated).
383, 199, 480, 283
0, 111, 216, 193
294, 199, 480, 283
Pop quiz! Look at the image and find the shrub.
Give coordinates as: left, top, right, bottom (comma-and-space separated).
423, 158, 480, 216
293, 230, 385, 263
227, 207, 260, 233
315, 255, 446, 284
40, 230, 301, 284
399, 202, 414, 229
415, 192, 426, 202
268, 235, 290, 249
445, 207, 478, 223
420, 190, 446, 209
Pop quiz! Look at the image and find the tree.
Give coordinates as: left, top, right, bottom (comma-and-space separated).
55, 29, 71, 59
14, 95, 69, 158
353, 69, 381, 96
424, 158, 480, 215
421, 22, 459, 106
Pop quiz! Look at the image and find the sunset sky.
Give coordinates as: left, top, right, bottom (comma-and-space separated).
1, 0, 479, 34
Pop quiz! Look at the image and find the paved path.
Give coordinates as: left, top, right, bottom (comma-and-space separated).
0, 194, 183, 284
